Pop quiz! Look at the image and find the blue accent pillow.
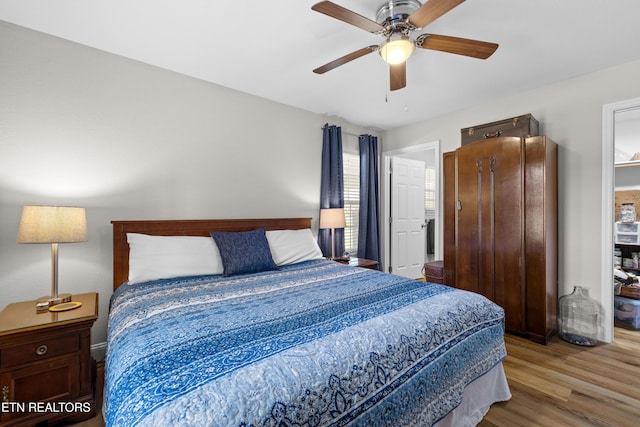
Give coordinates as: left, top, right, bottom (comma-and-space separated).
210, 227, 277, 276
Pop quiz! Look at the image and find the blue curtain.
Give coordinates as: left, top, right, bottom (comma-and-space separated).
318, 124, 345, 257
357, 134, 381, 265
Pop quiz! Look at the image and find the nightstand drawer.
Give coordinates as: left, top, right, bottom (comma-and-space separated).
1, 334, 79, 368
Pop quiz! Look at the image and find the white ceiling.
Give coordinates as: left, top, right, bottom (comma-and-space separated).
2, 0, 640, 130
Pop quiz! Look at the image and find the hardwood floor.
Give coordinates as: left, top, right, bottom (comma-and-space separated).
480, 327, 640, 427
67, 328, 639, 427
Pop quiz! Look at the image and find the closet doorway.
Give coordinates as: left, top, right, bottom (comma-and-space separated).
602, 96, 640, 343
382, 141, 440, 278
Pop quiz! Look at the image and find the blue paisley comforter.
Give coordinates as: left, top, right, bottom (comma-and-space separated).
105, 259, 506, 426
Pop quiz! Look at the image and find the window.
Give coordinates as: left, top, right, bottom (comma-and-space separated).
425, 167, 436, 211
343, 152, 360, 255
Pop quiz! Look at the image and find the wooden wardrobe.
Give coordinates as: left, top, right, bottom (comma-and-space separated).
443, 136, 558, 344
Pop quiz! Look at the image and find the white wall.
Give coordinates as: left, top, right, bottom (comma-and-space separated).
385, 58, 640, 337
0, 22, 379, 344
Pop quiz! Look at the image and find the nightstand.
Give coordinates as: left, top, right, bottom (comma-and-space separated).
337, 257, 380, 270
0, 292, 98, 426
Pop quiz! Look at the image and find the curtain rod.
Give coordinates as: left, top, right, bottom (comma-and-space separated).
319, 127, 375, 138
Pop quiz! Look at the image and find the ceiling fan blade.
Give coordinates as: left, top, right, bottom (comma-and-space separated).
312, 1, 384, 33
417, 34, 498, 59
408, 0, 466, 29
390, 62, 407, 91
313, 46, 378, 74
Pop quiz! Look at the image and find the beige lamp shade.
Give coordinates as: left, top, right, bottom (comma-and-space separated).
319, 208, 346, 229
17, 206, 87, 243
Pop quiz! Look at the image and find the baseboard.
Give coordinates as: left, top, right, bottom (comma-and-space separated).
91, 342, 107, 362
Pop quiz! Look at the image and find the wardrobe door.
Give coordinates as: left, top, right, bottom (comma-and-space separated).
443, 151, 456, 286
455, 141, 483, 294
455, 137, 526, 333
491, 138, 526, 333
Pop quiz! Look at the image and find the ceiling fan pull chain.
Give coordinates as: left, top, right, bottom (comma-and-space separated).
385, 63, 389, 102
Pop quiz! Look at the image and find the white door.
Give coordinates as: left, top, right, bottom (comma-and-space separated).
390, 157, 426, 278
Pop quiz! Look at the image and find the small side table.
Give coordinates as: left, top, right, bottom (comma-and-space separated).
0, 292, 98, 426
423, 260, 445, 284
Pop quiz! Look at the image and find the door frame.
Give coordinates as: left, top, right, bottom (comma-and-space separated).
601, 96, 640, 343
382, 140, 440, 273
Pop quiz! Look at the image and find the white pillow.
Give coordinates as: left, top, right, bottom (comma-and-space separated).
127, 233, 223, 284
266, 229, 324, 266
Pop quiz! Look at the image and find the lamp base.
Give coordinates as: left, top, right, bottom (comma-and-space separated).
36, 293, 72, 313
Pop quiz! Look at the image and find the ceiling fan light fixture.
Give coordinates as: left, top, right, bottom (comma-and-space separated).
379, 34, 415, 65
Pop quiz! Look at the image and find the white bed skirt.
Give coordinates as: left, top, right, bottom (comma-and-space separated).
434, 362, 511, 427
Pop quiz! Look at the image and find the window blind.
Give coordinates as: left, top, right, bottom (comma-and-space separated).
343, 152, 360, 254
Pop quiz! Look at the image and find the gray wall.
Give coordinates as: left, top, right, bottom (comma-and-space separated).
0, 22, 378, 343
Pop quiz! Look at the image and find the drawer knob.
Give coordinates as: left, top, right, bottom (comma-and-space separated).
36, 345, 48, 356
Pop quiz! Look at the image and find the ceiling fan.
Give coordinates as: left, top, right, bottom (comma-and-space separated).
312, 0, 498, 91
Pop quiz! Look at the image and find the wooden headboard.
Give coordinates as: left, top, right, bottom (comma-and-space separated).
111, 218, 312, 290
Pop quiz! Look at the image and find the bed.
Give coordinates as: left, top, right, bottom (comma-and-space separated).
105, 218, 510, 426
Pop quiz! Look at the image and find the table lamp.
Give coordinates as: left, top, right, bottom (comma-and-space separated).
17, 205, 87, 309
320, 207, 346, 260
